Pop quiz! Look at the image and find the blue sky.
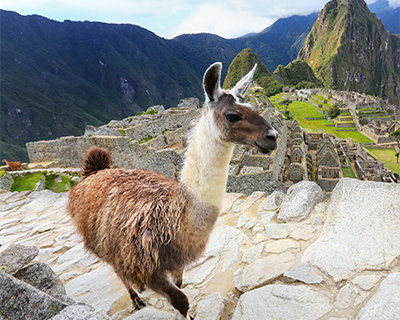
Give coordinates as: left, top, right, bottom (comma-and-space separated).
2, 0, 400, 39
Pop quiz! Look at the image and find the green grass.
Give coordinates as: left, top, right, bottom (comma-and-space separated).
341, 166, 353, 178
270, 94, 373, 144
44, 174, 76, 193
341, 157, 357, 178
365, 148, 400, 174
10, 172, 76, 192
10, 172, 44, 192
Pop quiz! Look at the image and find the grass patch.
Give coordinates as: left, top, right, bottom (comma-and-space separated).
135, 108, 158, 116
341, 166, 353, 178
45, 174, 76, 193
139, 137, 154, 144
10, 172, 44, 192
117, 130, 126, 136
270, 94, 373, 144
0, 170, 4, 178
365, 148, 400, 174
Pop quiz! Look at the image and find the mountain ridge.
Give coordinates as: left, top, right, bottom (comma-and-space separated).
297, 0, 400, 104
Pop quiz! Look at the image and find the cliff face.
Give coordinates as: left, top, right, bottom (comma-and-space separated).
298, 0, 400, 104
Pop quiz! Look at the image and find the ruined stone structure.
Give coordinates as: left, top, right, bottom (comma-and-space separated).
354, 147, 384, 181
362, 120, 400, 144
286, 120, 308, 182
26, 91, 288, 195
316, 136, 343, 192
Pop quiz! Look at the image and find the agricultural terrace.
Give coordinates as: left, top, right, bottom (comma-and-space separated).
364, 148, 400, 174
269, 94, 373, 144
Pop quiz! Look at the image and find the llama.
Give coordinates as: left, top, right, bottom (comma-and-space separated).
67, 62, 278, 318
2, 159, 22, 171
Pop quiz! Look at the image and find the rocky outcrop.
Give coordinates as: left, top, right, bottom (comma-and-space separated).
1, 178, 400, 319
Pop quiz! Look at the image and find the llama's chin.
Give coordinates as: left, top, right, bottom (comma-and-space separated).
253, 141, 277, 154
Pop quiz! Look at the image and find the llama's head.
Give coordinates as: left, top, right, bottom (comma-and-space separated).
203, 62, 278, 154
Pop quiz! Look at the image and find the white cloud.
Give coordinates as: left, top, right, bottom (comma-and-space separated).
172, 2, 276, 38
2, 0, 399, 38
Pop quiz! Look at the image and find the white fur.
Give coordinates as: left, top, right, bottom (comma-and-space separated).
180, 108, 233, 209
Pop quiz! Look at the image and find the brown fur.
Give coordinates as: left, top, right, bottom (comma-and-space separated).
2, 159, 22, 171
68, 149, 218, 316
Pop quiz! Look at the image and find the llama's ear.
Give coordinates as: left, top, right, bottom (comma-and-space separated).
203, 62, 223, 103
231, 64, 257, 97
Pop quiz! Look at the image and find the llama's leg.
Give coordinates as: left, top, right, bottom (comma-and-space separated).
148, 272, 190, 318
170, 265, 184, 288
121, 279, 146, 310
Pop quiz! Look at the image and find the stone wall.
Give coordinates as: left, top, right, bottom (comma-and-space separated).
26, 95, 288, 196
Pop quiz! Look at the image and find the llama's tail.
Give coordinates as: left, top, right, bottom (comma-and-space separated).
82, 147, 112, 178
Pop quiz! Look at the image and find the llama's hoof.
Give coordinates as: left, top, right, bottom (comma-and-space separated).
134, 298, 146, 310
175, 310, 193, 320
128, 297, 146, 312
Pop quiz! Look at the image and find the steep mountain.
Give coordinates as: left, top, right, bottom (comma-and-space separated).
222, 49, 282, 97
368, 0, 400, 35
1, 10, 206, 161
298, 0, 400, 104
173, 12, 319, 73
240, 13, 319, 71
274, 61, 322, 87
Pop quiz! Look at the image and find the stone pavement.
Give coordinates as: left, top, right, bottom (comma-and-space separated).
1, 178, 400, 319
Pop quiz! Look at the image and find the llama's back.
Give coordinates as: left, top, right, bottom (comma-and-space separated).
68, 154, 188, 286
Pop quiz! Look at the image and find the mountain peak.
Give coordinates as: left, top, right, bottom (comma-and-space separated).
298, 0, 400, 104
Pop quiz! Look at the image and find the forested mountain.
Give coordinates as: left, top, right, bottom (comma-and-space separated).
298, 0, 400, 104
0, 10, 317, 161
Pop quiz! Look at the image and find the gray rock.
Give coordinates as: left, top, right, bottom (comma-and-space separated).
235, 252, 296, 292
85, 125, 123, 137
195, 293, 225, 320
284, 262, 324, 284
0, 172, 13, 191
278, 181, 324, 222
15, 262, 66, 296
64, 265, 127, 315
232, 284, 332, 320
351, 274, 382, 291
0, 272, 67, 319
260, 190, 285, 211
302, 179, 400, 281
124, 307, 176, 320
334, 284, 355, 309
147, 105, 165, 114
0, 243, 39, 275
356, 272, 400, 319
49, 302, 111, 320
264, 223, 289, 239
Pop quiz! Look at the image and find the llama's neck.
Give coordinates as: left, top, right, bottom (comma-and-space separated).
180, 113, 234, 210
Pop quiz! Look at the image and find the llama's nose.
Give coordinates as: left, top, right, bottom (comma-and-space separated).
265, 129, 278, 141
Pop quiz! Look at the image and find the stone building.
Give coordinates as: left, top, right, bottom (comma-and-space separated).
362, 120, 400, 144
316, 136, 342, 192
286, 120, 308, 182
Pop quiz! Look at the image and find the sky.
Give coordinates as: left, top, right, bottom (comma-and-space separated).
2, 0, 400, 39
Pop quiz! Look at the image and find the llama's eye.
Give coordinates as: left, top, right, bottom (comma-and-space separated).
225, 113, 242, 123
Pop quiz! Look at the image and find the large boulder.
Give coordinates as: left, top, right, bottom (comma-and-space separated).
232, 284, 332, 320
302, 178, 400, 281
278, 181, 324, 222
0, 272, 68, 319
